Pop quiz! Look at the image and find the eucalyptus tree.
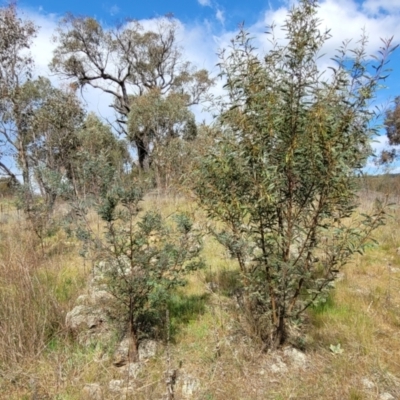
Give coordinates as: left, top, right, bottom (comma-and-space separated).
25, 77, 85, 209
0, 3, 37, 189
376, 97, 400, 164
385, 97, 400, 146
71, 112, 131, 198
128, 88, 196, 177
194, 0, 395, 348
51, 16, 213, 169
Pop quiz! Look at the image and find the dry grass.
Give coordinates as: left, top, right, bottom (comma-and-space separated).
0, 203, 89, 399
1, 191, 400, 399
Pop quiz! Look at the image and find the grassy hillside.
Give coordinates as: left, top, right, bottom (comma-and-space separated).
0, 188, 400, 399
361, 174, 400, 199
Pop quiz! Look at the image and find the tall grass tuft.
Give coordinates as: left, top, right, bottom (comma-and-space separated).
0, 217, 65, 367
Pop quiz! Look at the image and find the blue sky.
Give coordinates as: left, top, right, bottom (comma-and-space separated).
19, 0, 280, 28
3, 0, 400, 172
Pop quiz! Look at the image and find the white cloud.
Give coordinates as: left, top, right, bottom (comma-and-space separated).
363, 0, 400, 15
258, 0, 400, 59
25, 10, 58, 77
7, 0, 399, 174
215, 9, 225, 25
109, 5, 120, 16
21, 8, 121, 122
21, 0, 400, 129
318, 0, 398, 56
198, 0, 211, 6
23, 10, 221, 124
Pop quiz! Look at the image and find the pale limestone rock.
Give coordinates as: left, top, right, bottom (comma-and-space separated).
180, 374, 200, 398
118, 362, 142, 380
113, 337, 131, 367
113, 338, 158, 366
76, 294, 89, 305
269, 356, 288, 374
361, 377, 375, 390
139, 339, 158, 361
108, 379, 124, 393
82, 383, 102, 400
108, 379, 134, 398
283, 347, 307, 369
66, 305, 107, 331
379, 393, 395, 400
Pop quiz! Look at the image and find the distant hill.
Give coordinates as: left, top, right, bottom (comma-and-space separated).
361, 174, 400, 196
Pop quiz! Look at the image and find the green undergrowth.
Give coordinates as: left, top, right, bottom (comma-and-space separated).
167, 291, 209, 338
2, 193, 400, 399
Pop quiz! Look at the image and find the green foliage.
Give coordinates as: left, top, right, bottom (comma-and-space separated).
205, 268, 242, 296
194, 0, 394, 348
329, 343, 344, 354
2, 72, 85, 214
349, 389, 363, 400
74, 176, 204, 359
311, 292, 335, 315
167, 293, 207, 324
385, 96, 400, 146
51, 16, 213, 170
128, 88, 196, 146
128, 88, 200, 185
0, 3, 37, 188
70, 113, 130, 198
146, 123, 217, 193
377, 96, 400, 164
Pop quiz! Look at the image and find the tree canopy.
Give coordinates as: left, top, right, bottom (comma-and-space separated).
51, 16, 214, 169
194, 0, 394, 348
0, 3, 37, 187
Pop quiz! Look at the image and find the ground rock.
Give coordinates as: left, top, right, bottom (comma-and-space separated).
67, 259, 158, 369
139, 339, 158, 360
179, 374, 200, 398
283, 347, 307, 369
75, 294, 89, 305
66, 261, 118, 346
82, 383, 102, 400
108, 379, 124, 392
93, 258, 130, 282
118, 362, 143, 380
379, 393, 395, 400
65, 304, 111, 346
361, 377, 375, 390
269, 356, 288, 374
113, 338, 158, 366
108, 379, 134, 398
66, 305, 107, 331
113, 337, 131, 367
92, 289, 113, 301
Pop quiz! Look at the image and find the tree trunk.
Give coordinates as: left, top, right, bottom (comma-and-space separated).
128, 302, 139, 362
274, 313, 287, 349
20, 154, 32, 213
136, 137, 150, 171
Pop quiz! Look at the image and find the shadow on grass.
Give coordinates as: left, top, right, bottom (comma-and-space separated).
133, 292, 210, 342
204, 268, 242, 297
309, 291, 356, 333
310, 292, 335, 315
167, 292, 209, 340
